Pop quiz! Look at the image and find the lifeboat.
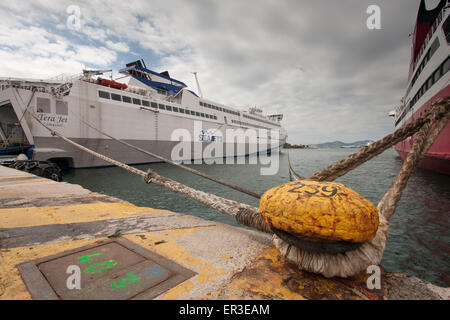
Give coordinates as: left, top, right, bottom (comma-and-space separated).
99, 78, 128, 90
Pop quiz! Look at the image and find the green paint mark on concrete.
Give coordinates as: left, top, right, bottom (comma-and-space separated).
110, 272, 141, 289
78, 253, 101, 264
84, 260, 117, 273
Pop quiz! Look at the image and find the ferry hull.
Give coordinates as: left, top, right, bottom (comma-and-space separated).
395, 148, 450, 175
394, 85, 450, 175
32, 136, 285, 168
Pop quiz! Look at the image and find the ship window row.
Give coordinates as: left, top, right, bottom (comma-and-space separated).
242, 113, 281, 127
157, 88, 168, 95
159, 104, 217, 120
101, 91, 154, 107
231, 119, 270, 131
413, 8, 444, 70
395, 56, 450, 126
199, 101, 240, 116
99, 90, 218, 120
407, 38, 440, 97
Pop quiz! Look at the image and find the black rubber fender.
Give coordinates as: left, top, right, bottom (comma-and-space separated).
271, 227, 363, 254
9, 160, 62, 182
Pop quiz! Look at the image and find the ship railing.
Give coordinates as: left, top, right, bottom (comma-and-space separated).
125, 85, 152, 97
123, 86, 183, 104
0, 138, 29, 149
47, 73, 66, 82
52, 82, 74, 98
47, 72, 83, 83
49, 72, 84, 97
1, 72, 82, 96
125, 86, 161, 102
163, 88, 184, 104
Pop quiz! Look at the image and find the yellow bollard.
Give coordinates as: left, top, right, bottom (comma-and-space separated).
260, 180, 379, 244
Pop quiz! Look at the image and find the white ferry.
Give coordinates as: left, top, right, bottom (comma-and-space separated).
0, 59, 287, 168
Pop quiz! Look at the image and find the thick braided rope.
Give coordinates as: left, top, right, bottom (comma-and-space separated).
235, 208, 273, 233
29, 112, 261, 221
309, 98, 450, 182
421, 111, 450, 162
261, 140, 409, 274
35, 123, 147, 178
28, 97, 449, 278
69, 110, 262, 199
378, 105, 450, 220
143, 169, 260, 218
288, 151, 305, 180
275, 98, 450, 277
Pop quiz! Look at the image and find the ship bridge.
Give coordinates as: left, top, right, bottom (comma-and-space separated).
119, 60, 187, 97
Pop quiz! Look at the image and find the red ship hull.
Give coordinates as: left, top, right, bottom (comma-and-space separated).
394, 84, 450, 175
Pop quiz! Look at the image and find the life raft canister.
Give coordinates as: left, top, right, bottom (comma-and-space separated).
100, 79, 128, 90
260, 180, 379, 243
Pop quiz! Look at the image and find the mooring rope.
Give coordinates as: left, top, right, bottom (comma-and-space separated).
377, 104, 450, 220
288, 98, 449, 187
286, 98, 450, 220
69, 110, 262, 199
279, 98, 449, 277
307, 97, 450, 182
25, 96, 449, 278
28, 112, 265, 231
287, 150, 305, 180
273, 109, 448, 278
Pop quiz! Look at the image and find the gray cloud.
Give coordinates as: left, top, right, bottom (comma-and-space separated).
149, 0, 422, 143
0, 0, 428, 144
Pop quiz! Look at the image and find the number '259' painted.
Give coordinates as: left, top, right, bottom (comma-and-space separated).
287, 183, 338, 197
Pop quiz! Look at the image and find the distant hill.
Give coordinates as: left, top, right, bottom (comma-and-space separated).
312, 140, 374, 149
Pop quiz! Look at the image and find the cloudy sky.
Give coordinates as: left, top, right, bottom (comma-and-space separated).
0, 0, 439, 144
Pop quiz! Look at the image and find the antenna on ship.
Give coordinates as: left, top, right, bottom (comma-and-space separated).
192, 72, 203, 98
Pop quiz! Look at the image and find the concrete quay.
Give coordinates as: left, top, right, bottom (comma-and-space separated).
0, 165, 448, 300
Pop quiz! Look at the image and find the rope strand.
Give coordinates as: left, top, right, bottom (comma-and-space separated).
307, 98, 449, 182
29, 111, 262, 227
70, 110, 262, 199
25, 96, 450, 278
378, 108, 450, 220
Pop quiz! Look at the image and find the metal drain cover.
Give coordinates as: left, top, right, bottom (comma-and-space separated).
17, 239, 196, 300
